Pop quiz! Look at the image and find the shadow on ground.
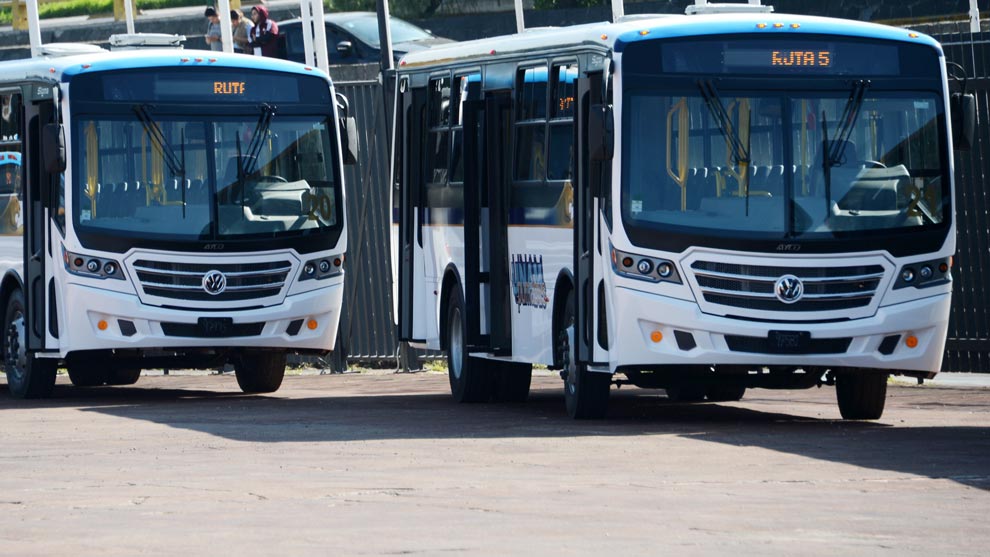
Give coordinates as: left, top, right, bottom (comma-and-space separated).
0, 377, 988, 490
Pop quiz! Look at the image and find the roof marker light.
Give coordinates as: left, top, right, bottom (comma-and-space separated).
49, 67, 56, 73
304, 66, 313, 71
756, 23, 767, 29
490, 49, 496, 55
790, 23, 800, 29
209, 58, 217, 63
400, 60, 406, 66
180, 58, 189, 62
639, 29, 650, 36
601, 34, 608, 40
773, 22, 784, 28
82, 64, 91, 69
908, 32, 919, 38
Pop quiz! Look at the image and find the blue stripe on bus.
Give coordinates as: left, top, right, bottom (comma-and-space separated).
614, 17, 942, 54
415, 206, 569, 227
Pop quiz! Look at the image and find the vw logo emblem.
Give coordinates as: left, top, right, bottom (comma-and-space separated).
202, 270, 227, 296
774, 274, 804, 304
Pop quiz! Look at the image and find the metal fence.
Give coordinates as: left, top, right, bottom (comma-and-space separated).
930, 22, 990, 372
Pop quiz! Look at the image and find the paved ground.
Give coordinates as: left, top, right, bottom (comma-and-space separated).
0, 371, 987, 556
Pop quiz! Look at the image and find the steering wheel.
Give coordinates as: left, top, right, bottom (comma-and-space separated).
862, 160, 886, 169
256, 175, 288, 183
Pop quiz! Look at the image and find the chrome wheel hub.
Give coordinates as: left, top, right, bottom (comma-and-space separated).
5, 312, 26, 381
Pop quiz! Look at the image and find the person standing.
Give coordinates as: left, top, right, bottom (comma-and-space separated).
204, 7, 223, 52
247, 5, 279, 57
230, 9, 254, 54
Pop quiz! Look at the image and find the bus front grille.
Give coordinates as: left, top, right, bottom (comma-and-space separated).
133, 260, 292, 303
691, 261, 884, 313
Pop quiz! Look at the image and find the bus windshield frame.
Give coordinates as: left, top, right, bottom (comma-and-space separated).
618, 35, 951, 256
67, 69, 343, 254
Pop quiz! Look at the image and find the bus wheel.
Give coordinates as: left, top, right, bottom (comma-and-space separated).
493, 362, 532, 403
445, 288, 492, 403
705, 383, 746, 402
107, 368, 141, 386
665, 384, 707, 402
67, 365, 109, 387
559, 292, 609, 419
3, 289, 56, 399
835, 371, 887, 420
234, 351, 286, 394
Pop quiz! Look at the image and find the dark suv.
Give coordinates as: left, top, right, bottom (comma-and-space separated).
279, 12, 453, 65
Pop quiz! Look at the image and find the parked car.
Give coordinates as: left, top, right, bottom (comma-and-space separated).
279, 12, 453, 65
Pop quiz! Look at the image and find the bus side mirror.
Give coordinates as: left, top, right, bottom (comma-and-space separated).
951, 92, 976, 151
589, 103, 614, 162
341, 116, 359, 165
42, 123, 65, 175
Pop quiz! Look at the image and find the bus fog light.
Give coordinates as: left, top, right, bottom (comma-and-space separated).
901, 268, 915, 282
919, 265, 933, 279
905, 335, 919, 348
307, 319, 319, 330
637, 259, 653, 274
97, 320, 109, 331
657, 262, 673, 278
650, 330, 663, 343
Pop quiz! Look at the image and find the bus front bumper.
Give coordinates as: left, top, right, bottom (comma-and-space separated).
58, 281, 343, 355
609, 286, 950, 374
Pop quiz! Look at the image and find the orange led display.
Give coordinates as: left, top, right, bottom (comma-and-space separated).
771, 50, 832, 67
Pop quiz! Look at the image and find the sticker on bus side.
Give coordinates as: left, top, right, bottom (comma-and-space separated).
511, 254, 549, 311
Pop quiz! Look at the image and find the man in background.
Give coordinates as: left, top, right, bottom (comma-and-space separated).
204, 7, 223, 51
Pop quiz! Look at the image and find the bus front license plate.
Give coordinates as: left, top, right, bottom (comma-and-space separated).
768, 330, 810, 353
198, 317, 234, 337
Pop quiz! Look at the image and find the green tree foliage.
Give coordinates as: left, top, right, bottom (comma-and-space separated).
331, 0, 445, 19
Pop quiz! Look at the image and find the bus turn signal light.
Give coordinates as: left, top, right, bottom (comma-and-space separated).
97, 320, 108, 331
307, 320, 319, 331
650, 330, 663, 343
905, 335, 919, 349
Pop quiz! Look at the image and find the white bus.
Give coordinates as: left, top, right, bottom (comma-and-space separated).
392, 9, 974, 419
0, 49, 355, 398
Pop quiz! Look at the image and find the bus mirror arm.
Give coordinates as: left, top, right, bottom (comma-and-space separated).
589, 103, 614, 163
341, 116, 359, 164
951, 92, 975, 151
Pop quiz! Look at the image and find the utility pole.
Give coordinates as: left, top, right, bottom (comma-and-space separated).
218, 0, 233, 53
514, 0, 525, 33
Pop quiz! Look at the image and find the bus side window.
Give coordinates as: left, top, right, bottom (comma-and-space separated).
427, 75, 451, 188
547, 62, 577, 181
0, 93, 23, 235
514, 65, 548, 182
450, 73, 479, 185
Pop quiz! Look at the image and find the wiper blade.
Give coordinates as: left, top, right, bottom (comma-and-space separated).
133, 104, 184, 176
826, 79, 870, 167
698, 80, 751, 167
242, 103, 276, 176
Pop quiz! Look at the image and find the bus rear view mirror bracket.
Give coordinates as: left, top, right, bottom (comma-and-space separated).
589, 103, 614, 162
951, 92, 975, 151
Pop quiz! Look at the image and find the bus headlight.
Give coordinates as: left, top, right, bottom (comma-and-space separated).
610, 245, 680, 284
894, 257, 950, 290
63, 247, 124, 280
299, 254, 344, 281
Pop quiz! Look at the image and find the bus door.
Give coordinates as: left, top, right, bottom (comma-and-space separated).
20, 84, 60, 352
574, 72, 610, 366
397, 82, 429, 342
461, 86, 512, 356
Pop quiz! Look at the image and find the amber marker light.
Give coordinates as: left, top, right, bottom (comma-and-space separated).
639, 29, 650, 36
756, 23, 767, 29
601, 34, 608, 40
908, 33, 919, 38
905, 335, 919, 349
650, 330, 663, 343
790, 23, 800, 29
773, 23, 784, 28
97, 320, 109, 331
307, 320, 319, 331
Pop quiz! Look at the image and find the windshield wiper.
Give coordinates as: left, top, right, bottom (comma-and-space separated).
242, 103, 276, 176
699, 80, 752, 215
821, 80, 870, 208
133, 104, 184, 176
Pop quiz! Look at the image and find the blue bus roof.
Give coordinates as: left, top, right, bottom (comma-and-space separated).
0, 49, 333, 85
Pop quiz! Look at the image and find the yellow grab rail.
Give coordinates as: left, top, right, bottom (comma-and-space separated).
666, 97, 690, 211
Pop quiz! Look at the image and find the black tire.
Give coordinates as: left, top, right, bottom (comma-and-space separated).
3, 289, 56, 399
234, 351, 286, 393
492, 361, 532, 403
67, 365, 109, 387
835, 372, 888, 420
665, 384, 708, 402
706, 383, 746, 402
445, 288, 492, 403
558, 291, 609, 419
107, 368, 141, 386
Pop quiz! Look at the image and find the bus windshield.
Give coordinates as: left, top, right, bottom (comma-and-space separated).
73, 112, 341, 243
622, 89, 946, 240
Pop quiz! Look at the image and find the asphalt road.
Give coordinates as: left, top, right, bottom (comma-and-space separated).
0, 371, 987, 556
